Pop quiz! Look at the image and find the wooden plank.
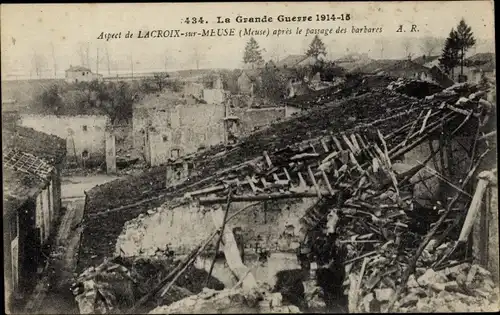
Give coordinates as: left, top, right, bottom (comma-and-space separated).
246, 176, 257, 193
261, 178, 271, 188
321, 170, 335, 196
342, 134, 357, 154
331, 135, 344, 151
350, 134, 361, 153
310, 143, 317, 153
211, 208, 257, 291
200, 190, 335, 204
283, 167, 292, 181
320, 138, 330, 152
458, 177, 489, 242
272, 173, 280, 182
355, 133, 368, 149
263, 151, 273, 168
349, 151, 364, 173
308, 165, 322, 199
418, 109, 433, 135
297, 172, 307, 188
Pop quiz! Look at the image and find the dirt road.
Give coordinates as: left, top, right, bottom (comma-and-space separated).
27, 174, 119, 314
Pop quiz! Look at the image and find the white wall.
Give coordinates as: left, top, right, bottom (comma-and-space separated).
20, 114, 109, 159
116, 197, 317, 257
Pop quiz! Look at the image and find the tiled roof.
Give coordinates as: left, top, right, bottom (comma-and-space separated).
3, 125, 64, 217
3, 158, 50, 217
66, 66, 92, 72
3, 149, 54, 181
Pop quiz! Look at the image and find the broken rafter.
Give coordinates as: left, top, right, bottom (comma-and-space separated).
263, 151, 273, 168
320, 138, 330, 152
418, 109, 433, 135
402, 110, 424, 146
308, 165, 322, 198
198, 190, 335, 204
205, 187, 233, 287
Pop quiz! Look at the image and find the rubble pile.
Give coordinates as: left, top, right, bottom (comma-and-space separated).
72, 255, 224, 314
292, 82, 496, 312
395, 263, 499, 313
149, 286, 301, 314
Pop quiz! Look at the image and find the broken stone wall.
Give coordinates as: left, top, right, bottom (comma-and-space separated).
140, 103, 226, 166
231, 107, 287, 135
116, 197, 318, 258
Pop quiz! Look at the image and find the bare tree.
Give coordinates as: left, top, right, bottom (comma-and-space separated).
86, 42, 90, 69
402, 39, 414, 60
420, 37, 442, 57
105, 46, 111, 75
50, 42, 57, 78
376, 39, 386, 59
130, 53, 134, 78
31, 50, 47, 79
269, 40, 282, 63
192, 46, 204, 70
78, 42, 90, 67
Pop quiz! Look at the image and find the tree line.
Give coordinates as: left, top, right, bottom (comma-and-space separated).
32, 73, 183, 123
439, 18, 476, 78
241, 35, 344, 101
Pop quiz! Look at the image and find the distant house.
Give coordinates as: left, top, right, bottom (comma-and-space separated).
349, 59, 401, 74
242, 60, 266, 70
265, 60, 277, 70
276, 54, 326, 69
413, 55, 441, 69
237, 70, 262, 95
373, 59, 454, 88
470, 60, 496, 84
3, 125, 66, 310
65, 65, 103, 83
466, 52, 495, 67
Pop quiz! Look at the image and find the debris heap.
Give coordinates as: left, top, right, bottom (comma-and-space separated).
149, 286, 301, 314
72, 255, 224, 314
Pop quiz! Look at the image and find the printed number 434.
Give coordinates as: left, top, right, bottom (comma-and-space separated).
185, 17, 205, 24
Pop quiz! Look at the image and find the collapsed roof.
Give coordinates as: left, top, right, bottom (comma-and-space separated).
79, 76, 495, 272
2, 125, 66, 216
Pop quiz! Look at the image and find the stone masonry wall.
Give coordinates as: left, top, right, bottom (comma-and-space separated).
116, 197, 318, 257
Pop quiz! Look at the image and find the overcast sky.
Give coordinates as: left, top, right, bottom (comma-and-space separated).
1, 1, 495, 79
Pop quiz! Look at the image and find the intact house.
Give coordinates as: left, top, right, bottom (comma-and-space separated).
3, 125, 66, 310
65, 65, 103, 84
18, 114, 116, 172
275, 54, 326, 69
470, 60, 496, 85
370, 59, 454, 88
